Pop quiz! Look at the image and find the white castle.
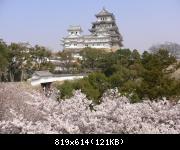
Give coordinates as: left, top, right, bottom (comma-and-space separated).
62, 8, 123, 52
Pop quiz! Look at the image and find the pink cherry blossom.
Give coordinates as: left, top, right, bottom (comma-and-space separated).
0, 83, 180, 134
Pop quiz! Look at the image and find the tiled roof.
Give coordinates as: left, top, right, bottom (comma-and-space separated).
96, 8, 113, 16
33, 71, 53, 77
68, 25, 82, 31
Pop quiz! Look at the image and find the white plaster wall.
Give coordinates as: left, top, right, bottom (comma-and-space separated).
64, 34, 112, 49
107, 17, 112, 21
31, 76, 84, 86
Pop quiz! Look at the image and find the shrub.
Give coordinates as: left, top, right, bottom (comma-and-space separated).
57, 81, 74, 99
88, 72, 110, 93
74, 78, 101, 103
109, 72, 123, 88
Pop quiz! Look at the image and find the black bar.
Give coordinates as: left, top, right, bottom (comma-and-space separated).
0, 134, 179, 149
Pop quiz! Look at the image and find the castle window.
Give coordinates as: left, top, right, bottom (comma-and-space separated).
101, 17, 105, 21
101, 17, 106, 21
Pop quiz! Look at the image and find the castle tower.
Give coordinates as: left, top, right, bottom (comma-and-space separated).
89, 8, 123, 51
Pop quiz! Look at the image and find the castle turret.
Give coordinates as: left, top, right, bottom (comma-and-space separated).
68, 25, 82, 37
62, 26, 84, 52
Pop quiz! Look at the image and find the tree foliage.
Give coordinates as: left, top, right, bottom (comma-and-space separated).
0, 39, 9, 81
0, 39, 55, 82
80, 48, 107, 72
149, 42, 180, 59
58, 48, 180, 103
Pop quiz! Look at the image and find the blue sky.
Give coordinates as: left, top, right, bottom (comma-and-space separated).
0, 0, 180, 52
